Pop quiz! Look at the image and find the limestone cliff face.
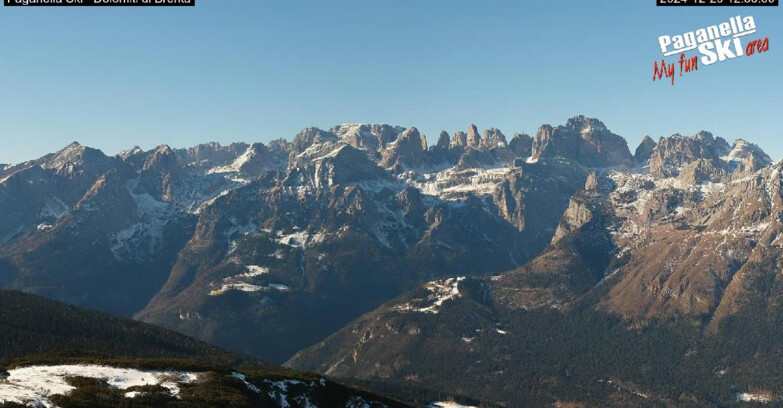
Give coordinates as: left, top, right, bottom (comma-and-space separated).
551, 173, 614, 244
551, 198, 596, 244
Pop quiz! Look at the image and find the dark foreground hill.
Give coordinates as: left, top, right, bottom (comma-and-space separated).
0, 290, 413, 408
0, 289, 254, 367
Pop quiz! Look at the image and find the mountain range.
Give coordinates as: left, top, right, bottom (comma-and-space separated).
1, 115, 781, 407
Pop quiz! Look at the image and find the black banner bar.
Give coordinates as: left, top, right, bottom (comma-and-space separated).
5, 0, 194, 6
658, 0, 777, 5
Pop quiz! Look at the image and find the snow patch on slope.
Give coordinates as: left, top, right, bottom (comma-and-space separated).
736, 392, 772, 403
207, 146, 255, 174
240, 265, 269, 278
396, 277, 466, 314
0, 365, 199, 407
429, 402, 478, 408
39, 197, 69, 219
403, 166, 513, 201
277, 230, 310, 248
208, 264, 288, 296
209, 282, 290, 296
346, 395, 390, 408
231, 372, 261, 394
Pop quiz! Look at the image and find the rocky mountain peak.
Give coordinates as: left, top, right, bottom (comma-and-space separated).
509, 133, 533, 158
152, 144, 174, 155
648, 131, 752, 178
43, 142, 85, 167
634, 136, 657, 166
178, 142, 249, 167
435, 131, 450, 149
481, 128, 507, 149
450, 131, 468, 148
530, 116, 633, 168
118, 146, 144, 160
42, 142, 113, 177
467, 124, 482, 148
142, 145, 177, 170
381, 127, 427, 171
564, 115, 608, 132
398, 126, 422, 143
292, 127, 339, 153
267, 138, 290, 151
693, 130, 714, 143
648, 133, 710, 177
722, 138, 772, 173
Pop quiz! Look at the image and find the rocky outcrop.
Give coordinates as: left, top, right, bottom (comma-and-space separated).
466, 124, 482, 148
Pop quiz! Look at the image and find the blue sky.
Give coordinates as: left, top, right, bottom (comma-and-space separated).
0, 0, 780, 163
